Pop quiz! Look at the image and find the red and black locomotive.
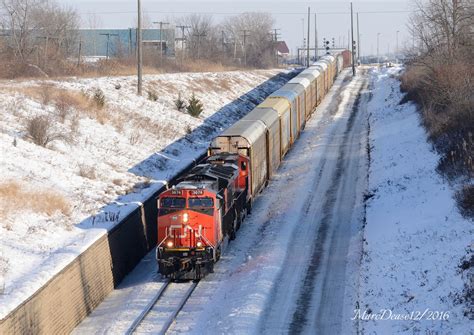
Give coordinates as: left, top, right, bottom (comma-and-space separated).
156, 153, 250, 280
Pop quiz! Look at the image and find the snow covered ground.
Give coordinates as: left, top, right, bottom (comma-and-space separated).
0, 68, 293, 318
359, 66, 472, 334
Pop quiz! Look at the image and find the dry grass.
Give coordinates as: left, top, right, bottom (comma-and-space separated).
19, 85, 90, 111
0, 181, 71, 220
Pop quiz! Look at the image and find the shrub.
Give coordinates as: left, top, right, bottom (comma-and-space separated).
186, 93, 204, 117
175, 92, 186, 112
92, 88, 106, 109
185, 124, 192, 134
38, 83, 53, 106
456, 185, 474, 218
54, 100, 71, 123
147, 89, 158, 101
78, 164, 96, 180
26, 115, 66, 147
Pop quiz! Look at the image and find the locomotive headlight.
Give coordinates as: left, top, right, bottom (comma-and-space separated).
166, 240, 174, 248
196, 241, 203, 248
183, 212, 189, 223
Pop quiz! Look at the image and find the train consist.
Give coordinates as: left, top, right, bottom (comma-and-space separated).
156, 53, 345, 280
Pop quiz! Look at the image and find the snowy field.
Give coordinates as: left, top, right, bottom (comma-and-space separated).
359, 66, 472, 334
0, 68, 293, 318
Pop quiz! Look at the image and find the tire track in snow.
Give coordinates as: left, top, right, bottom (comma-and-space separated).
288, 73, 368, 334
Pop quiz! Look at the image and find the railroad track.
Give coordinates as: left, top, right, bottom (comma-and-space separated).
125, 280, 198, 335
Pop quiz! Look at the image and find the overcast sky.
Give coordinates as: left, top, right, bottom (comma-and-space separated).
57, 0, 413, 56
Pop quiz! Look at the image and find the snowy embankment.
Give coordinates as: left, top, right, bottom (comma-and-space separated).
0, 69, 292, 318
360, 67, 472, 334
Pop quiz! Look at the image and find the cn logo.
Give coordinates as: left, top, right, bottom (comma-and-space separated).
168, 225, 203, 238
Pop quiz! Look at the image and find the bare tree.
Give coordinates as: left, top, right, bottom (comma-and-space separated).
223, 12, 275, 67
409, 0, 473, 61
1, 0, 40, 60
0, 0, 80, 76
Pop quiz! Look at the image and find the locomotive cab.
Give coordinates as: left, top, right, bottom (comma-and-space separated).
157, 185, 220, 279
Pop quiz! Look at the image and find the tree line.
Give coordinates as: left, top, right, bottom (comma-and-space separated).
0, 0, 280, 78
402, 0, 473, 216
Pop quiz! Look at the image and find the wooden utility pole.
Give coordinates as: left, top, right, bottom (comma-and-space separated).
357, 12, 360, 63
176, 25, 190, 64
77, 37, 82, 66
153, 21, 169, 67
272, 28, 281, 65
306, 7, 310, 67
314, 13, 318, 61
350, 2, 355, 75
137, 0, 142, 96
194, 32, 206, 59
241, 29, 250, 66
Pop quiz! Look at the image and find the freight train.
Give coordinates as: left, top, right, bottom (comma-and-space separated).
156, 53, 345, 280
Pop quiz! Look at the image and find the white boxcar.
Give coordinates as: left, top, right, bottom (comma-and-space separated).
269, 89, 300, 143
210, 119, 267, 197
288, 76, 313, 120
241, 107, 281, 178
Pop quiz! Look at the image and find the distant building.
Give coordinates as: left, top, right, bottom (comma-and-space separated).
77, 28, 175, 58
276, 41, 290, 57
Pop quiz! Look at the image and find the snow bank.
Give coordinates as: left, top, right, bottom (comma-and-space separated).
0, 69, 292, 318
360, 66, 472, 334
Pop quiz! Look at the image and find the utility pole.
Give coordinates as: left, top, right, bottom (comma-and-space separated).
77, 37, 82, 66
241, 29, 250, 66
396, 30, 399, 62
137, 0, 143, 96
194, 32, 206, 59
306, 7, 310, 67
153, 21, 169, 67
272, 28, 281, 66
357, 12, 360, 63
377, 32, 381, 64
314, 13, 317, 61
221, 30, 225, 51
350, 2, 355, 75
176, 25, 191, 64
100, 33, 119, 61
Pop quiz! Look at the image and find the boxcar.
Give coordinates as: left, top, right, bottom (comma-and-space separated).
280, 83, 306, 131
209, 120, 267, 197
258, 98, 292, 157
269, 90, 300, 143
288, 77, 313, 120
241, 108, 281, 178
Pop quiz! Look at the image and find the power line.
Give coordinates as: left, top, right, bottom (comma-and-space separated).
78, 10, 415, 16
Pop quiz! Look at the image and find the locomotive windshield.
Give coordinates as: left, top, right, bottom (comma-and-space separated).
189, 197, 214, 208
160, 197, 186, 208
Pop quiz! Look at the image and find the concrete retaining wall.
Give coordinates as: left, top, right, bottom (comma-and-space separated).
0, 156, 204, 334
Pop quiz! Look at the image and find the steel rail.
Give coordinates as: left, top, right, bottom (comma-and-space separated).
158, 281, 198, 335
125, 280, 171, 334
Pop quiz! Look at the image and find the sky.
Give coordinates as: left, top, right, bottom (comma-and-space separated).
58, 0, 413, 57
